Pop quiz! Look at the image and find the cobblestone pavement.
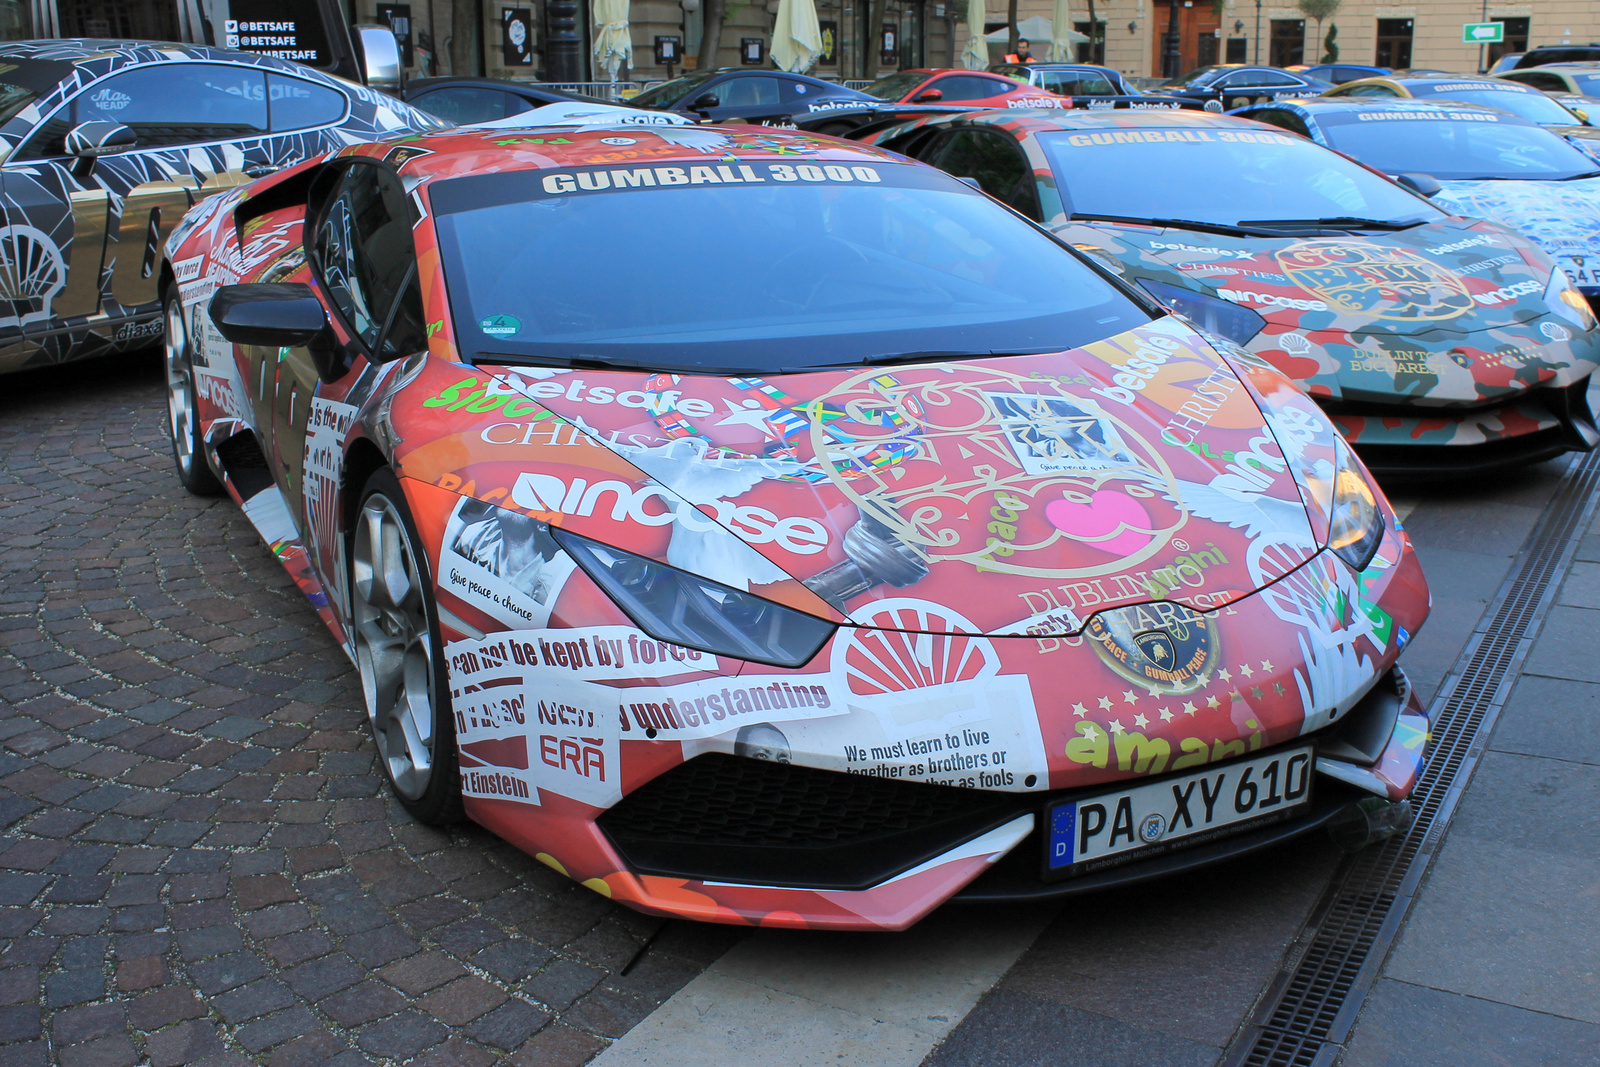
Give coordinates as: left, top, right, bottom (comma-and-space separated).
0, 353, 742, 1067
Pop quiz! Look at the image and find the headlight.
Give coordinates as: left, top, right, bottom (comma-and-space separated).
551, 528, 836, 668
1545, 266, 1597, 332
1138, 279, 1267, 346
1319, 438, 1384, 572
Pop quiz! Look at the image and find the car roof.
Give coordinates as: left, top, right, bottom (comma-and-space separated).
1387, 74, 1537, 90
350, 125, 908, 186
1265, 96, 1544, 126
1527, 63, 1600, 71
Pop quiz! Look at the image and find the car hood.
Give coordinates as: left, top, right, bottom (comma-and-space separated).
1058, 216, 1596, 404
1429, 175, 1600, 266
393, 319, 1342, 638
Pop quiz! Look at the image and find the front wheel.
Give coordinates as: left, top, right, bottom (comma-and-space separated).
351, 468, 463, 824
163, 291, 221, 496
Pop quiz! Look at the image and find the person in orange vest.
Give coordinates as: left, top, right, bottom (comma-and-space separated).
1005, 38, 1036, 63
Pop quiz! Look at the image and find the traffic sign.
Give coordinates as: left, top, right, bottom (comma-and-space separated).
1463, 22, 1504, 43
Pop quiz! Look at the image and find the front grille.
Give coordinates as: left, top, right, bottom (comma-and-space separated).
599, 754, 1023, 891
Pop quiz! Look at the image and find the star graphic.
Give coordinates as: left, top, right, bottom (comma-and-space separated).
714, 398, 778, 434
1238, 663, 1255, 678
1252, 686, 1265, 700
1274, 682, 1285, 695
1122, 690, 1139, 705
1218, 667, 1233, 682
1182, 701, 1197, 716
1109, 719, 1126, 734
1159, 707, 1174, 722
1133, 713, 1149, 729
1098, 695, 1114, 711
1207, 695, 1221, 708
1229, 689, 1244, 702
1260, 660, 1274, 672
1146, 685, 1163, 697
1072, 702, 1089, 718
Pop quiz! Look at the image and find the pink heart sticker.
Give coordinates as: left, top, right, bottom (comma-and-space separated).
1045, 491, 1154, 557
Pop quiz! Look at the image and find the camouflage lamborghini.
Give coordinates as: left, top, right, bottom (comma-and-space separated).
848, 108, 1600, 474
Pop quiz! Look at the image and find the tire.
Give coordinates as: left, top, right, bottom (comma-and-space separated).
350, 467, 464, 824
163, 290, 222, 496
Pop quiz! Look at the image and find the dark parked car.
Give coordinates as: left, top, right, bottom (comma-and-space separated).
404, 77, 605, 124
1146, 65, 1331, 110
988, 62, 1142, 96
629, 69, 873, 123
0, 39, 447, 375
1514, 45, 1600, 70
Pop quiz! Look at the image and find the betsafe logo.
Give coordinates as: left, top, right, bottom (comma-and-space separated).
510, 473, 829, 554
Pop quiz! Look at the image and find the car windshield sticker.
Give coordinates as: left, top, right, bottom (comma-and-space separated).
481, 314, 521, 337
1058, 129, 1299, 147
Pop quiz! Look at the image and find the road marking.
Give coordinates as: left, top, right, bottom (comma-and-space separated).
591, 905, 1055, 1066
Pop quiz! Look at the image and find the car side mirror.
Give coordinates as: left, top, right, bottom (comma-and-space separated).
210, 283, 346, 382
691, 92, 720, 110
65, 121, 135, 158
1574, 108, 1591, 124
354, 23, 404, 94
954, 175, 984, 190
1395, 172, 1442, 198
913, 88, 943, 102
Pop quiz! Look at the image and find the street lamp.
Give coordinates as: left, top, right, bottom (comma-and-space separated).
547, 0, 582, 81
1253, 0, 1261, 64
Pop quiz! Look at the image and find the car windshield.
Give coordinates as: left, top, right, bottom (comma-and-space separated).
1160, 66, 1228, 88
1036, 127, 1443, 227
863, 71, 932, 100
430, 159, 1146, 372
1316, 110, 1600, 179
631, 72, 719, 108
1409, 82, 1582, 125
1569, 72, 1600, 95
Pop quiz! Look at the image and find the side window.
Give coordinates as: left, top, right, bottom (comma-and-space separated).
312, 164, 426, 359
1248, 108, 1312, 137
1344, 83, 1397, 97
24, 63, 269, 156
409, 86, 515, 124
779, 79, 815, 101
934, 76, 1002, 101
1521, 73, 1567, 92
267, 73, 347, 131
720, 77, 782, 107
932, 129, 1041, 219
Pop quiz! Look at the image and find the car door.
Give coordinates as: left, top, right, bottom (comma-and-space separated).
927, 74, 1016, 104
1216, 69, 1304, 108
9, 62, 280, 328
280, 161, 426, 530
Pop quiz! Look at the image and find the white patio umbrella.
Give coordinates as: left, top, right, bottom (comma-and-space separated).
961, 0, 988, 70
1051, 0, 1076, 61
592, 0, 633, 82
771, 0, 823, 73
984, 15, 1087, 50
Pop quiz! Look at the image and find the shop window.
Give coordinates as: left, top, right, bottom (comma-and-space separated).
1488, 17, 1530, 66
1270, 20, 1305, 68
1376, 19, 1412, 69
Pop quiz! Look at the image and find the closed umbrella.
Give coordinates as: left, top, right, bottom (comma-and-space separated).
961, 0, 988, 70
771, 0, 823, 73
1051, 0, 1074, 61
592, 0, 633, 82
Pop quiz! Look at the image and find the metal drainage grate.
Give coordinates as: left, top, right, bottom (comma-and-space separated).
1223, 450, 1600, 1067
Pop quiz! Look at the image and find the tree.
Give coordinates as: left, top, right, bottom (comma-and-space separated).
1296, 0, 1341, 63
1086, 0, 1099, 63
450, 0, 481, 76
1008, 0, 1019, 58
1323, 22, 1339, 63
698, 0, 728, 72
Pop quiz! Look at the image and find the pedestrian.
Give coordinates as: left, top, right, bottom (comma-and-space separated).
1005, 38, 1036, 64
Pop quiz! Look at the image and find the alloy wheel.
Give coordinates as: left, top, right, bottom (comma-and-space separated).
352, 492, 438, 800
163, 296, 197, 477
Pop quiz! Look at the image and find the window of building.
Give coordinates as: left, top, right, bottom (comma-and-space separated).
1226, 37, 1248, 64
1487, 17, 1530, 67
1376, 19, 1413, 69
1074, 21, 1106, 65
1270, 20, 1305, 68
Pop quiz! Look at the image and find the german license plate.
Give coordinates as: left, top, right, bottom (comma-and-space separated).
1045, 746, 1313, 875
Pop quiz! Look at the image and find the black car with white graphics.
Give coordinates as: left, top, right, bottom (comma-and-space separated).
0, 39, 447, 375
631, 68, 875, 124
1147, 65, 1331, 111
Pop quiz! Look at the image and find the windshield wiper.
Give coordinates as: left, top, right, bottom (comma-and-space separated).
1236, 216, 1427, 231
1070, 213, 1283, 238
